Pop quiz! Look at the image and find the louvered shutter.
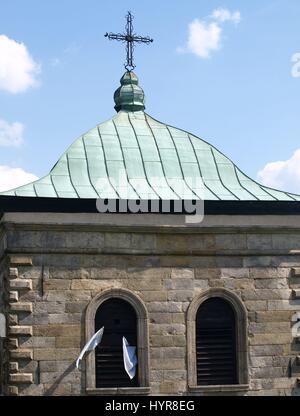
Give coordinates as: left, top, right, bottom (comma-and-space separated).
196, 297, 237, 385
95, 298, 138, 388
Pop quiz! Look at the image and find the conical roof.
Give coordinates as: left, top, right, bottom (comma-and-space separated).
1, 72, 300, 202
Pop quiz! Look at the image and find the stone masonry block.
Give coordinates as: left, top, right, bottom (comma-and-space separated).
167, 290, 194, 302
220, 268, 250, 279
9, 362, 19, 372
9, 268, 18, 278
10, 350, 33, 360
171, 268, 194, 279
140, 291, 167, 302
195, 268, 221, 279
55, 337, 81, 348
33, 324, 80, 337
242, 289, 291, 301
131, 234, 156, 250
292, 268, 300, 277
249, 333, 291, 345
245, 301, 267, 311
8, 314, 18, 325
8, 386, 18, 396
105, 232, 131, 248
44, 279, 71, 290
160, 381, 186, 394
268, 300, 300, 310
165, 278, 194, 290
255, 279, 288, 289
10, 303, 33, 313
150, 323, 185, 336
9, 279, 32, 290
9, 373, 33, 384
151, 358, 185, 370
9, 291, 19, 302
8, 338, 18, 349
40, 370, 80, 385
33, 348, 79, 360
43, 383, 72, 396
255, 311, 293, 322
65, 302, 88, 313
147, 302, 182, 313
10, 256, 33, 266
9, 326, 33, 336
149, 313, 172, 324
250, 345, 284, 356
39, 361, 74, 372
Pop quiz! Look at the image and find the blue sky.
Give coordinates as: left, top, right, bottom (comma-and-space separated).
0, 0, 300, 193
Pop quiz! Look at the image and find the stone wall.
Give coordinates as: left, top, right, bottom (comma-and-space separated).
0, 255, 8, 395
0, 219, 300, 396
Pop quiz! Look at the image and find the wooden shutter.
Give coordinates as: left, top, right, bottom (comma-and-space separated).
196, 297, 237, 385
95, 298, 138, 388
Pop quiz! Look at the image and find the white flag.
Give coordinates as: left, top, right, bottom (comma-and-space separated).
122, 336, 137, 379
76, 326, 104, 370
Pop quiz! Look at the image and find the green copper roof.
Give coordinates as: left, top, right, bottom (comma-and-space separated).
114, 72, 145, 112
2, 72, 300, 201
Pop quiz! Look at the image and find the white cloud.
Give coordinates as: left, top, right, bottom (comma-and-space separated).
211, 8, 241, 24
0, 35, 40, 93
0, 165, 38, 192
178, 8, 241, 59
177, 20, 222, 59
257, 149, 300, 194
0, 119, 24, 147
291, 53, 300, 78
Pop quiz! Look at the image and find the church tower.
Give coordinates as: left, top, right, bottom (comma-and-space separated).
0, 12, 300, 396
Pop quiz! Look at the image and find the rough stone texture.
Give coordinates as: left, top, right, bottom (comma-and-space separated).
1, 220, 300, 396
9, 373, 33, 384
10, 350, 33, 360
292, 289, 300, 299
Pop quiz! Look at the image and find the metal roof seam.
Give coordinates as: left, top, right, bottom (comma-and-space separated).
49, 174, 59, 198
210, 147, 240, 200
286, 193, 298, 201
233, 165, 259, 201
82, 134, 101, 198
65, 153, 80, 198
165, 124, 199, 200
127, 113, 161, 200
96, 125, 121, 199
112, 118, 140, 199
144, 114, 181, 200
186, 133, 220, 200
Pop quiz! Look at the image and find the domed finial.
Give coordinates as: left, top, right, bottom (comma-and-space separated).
114, 71, 145, 112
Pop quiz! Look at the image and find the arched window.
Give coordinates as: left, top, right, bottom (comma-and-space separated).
85, 288, 150, 395
95, 298, 138, 388
187, 288, 249, 393
196, 297, 237, 385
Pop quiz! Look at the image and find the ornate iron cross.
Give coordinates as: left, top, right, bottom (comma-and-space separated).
105, 11, 153, 71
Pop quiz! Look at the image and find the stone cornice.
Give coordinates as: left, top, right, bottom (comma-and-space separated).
3, 221, 300, 235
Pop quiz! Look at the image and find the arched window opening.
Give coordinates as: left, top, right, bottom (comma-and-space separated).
196, 297, 237, 386
95, 298, 138, 388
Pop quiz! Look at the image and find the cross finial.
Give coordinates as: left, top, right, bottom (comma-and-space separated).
105, 11, 153, 71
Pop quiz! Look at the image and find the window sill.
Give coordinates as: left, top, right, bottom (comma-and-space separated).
86, 387, 151, 396
188, 384, 249, 393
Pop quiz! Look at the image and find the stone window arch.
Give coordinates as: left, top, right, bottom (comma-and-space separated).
85, 288, 150, 395
187, 288, 249, 393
